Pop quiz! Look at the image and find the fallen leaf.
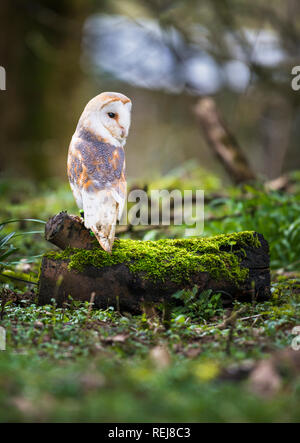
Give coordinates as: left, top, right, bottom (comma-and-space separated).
150, 345, 171, 369
185, 347, 202, 358
80, 373, 105, 391
249, 360, 281, 397
11, 396, 35, 415
104, 334, 129, 343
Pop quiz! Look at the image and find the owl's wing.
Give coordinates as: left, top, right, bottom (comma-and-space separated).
67, 138, 84, 210
68, 135, 126, 253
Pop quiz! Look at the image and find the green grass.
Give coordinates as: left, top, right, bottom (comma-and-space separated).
0, 352, 299, 422
0, 277, 299, 422
0, 171, 300, 422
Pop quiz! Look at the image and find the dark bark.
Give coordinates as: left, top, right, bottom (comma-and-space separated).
45, 211, 97, 250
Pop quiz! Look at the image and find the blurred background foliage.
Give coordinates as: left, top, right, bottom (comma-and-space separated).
1, 0, 300, 182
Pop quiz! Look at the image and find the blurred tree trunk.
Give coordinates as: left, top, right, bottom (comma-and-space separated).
194, 97, 256, 184
0, 0, 92, 180
260, 97, 292, 179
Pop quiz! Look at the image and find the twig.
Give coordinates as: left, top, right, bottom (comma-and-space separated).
86, 292, 96, 320
217, 306, 248, 330
239, 314, 265, 322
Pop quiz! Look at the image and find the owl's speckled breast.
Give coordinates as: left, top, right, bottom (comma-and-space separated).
68, 128, 125, 193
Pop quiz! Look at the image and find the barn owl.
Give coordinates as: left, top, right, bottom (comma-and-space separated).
67, 92, 132, 253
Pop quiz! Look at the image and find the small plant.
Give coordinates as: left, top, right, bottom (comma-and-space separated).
0, 218, 45, 283
172, 286, 223, 321
205, 187, 300, 272
0, 224, 18, 269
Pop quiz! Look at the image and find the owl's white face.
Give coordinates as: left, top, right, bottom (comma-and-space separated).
77, 92, 132, 147
100, 100, 132, 144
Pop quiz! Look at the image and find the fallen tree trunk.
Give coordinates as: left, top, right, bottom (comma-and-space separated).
38, 212, 270, 312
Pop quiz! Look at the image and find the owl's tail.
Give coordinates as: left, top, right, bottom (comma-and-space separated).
82, 190, 119, 254
91, 223, 116, 254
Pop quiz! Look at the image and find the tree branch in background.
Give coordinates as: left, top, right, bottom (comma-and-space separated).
194, 97, 256, 184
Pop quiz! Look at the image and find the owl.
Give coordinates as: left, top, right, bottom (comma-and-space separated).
67, 92, 132, 253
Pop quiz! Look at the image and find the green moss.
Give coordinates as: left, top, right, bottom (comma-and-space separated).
45, 231, 260, 285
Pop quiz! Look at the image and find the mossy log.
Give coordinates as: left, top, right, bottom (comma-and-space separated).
38, 212, 270, 311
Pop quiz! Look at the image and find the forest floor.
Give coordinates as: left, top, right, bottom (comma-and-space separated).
0, 165, 299, 422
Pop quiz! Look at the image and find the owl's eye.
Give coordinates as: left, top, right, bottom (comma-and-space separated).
108, 112, 116, 118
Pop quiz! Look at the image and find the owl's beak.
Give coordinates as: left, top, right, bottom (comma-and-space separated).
120, 127, 126, 138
